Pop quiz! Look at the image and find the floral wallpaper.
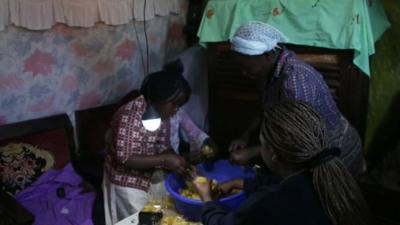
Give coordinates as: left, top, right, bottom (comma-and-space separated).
0, 14, 187, 125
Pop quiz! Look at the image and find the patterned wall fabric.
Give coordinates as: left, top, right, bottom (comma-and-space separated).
0, 0, 186, 30
0, 14, 187, 125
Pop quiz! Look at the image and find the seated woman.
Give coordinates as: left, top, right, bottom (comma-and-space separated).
103, 60, 201, 224
193, 100, 372, 225
228, 21, 363, 177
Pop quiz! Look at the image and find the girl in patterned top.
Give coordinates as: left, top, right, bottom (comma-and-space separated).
103, 59, 216, 224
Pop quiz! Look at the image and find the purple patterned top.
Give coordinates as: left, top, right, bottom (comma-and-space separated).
263, 48, 342, 130
262, 48, 363, 176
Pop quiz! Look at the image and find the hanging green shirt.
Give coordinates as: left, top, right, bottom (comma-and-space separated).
197, 0, 390, 76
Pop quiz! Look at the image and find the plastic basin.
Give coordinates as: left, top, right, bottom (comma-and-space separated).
165, 160, 255, 221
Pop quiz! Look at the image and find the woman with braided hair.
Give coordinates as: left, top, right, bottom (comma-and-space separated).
193, 100, 372, 225
228, 21, 364, 177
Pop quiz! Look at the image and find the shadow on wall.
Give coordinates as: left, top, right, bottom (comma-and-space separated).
365, 92, 400, 190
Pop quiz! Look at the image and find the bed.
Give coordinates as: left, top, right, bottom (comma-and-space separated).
0, 114, 98, 225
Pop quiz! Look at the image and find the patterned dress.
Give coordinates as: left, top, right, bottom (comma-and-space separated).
104, 95, 171, 191
103, 95, 172, 224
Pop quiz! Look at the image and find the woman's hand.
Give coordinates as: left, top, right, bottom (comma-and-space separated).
229, 147, 260, 166
229, 117, 260, 151
228, 138, 248, 151
162, 153, 189, 175
229, 149, 253, 165
217, 179, 244, 196
192, 178, 213, 202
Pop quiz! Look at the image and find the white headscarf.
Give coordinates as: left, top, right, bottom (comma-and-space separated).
230, 21, 289, 56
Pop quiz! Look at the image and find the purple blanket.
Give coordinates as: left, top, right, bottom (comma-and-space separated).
15, 163, 96, 225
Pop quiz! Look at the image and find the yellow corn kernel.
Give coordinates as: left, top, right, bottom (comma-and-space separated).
201, 145, 213, 156
194, 176, 208, 184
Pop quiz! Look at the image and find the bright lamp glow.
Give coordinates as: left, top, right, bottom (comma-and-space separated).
141, 105, 161, 131
142, 118, 161, 131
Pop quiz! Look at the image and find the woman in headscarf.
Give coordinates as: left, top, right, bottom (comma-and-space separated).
228, 21, 364, 177
193, 100, 372, 225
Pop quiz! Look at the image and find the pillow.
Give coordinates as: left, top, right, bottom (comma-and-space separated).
0, 143, 54, 195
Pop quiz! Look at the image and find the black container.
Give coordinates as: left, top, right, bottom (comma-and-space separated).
138, 212, 163, 225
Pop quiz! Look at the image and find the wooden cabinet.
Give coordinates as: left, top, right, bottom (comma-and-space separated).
207, 42, 369, 149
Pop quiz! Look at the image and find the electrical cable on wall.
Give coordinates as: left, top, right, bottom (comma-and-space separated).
132, 0, 150, 78
143, 0, 149, 76
133, 23, 146, 77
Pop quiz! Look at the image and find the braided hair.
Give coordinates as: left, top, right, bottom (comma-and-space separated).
260, 100, 372, 225
140, 59, 191, 104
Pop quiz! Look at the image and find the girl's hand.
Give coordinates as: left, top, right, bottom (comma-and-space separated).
182, 151, 205, 165
162, 153, 189, 175
201, 138, 219, 159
